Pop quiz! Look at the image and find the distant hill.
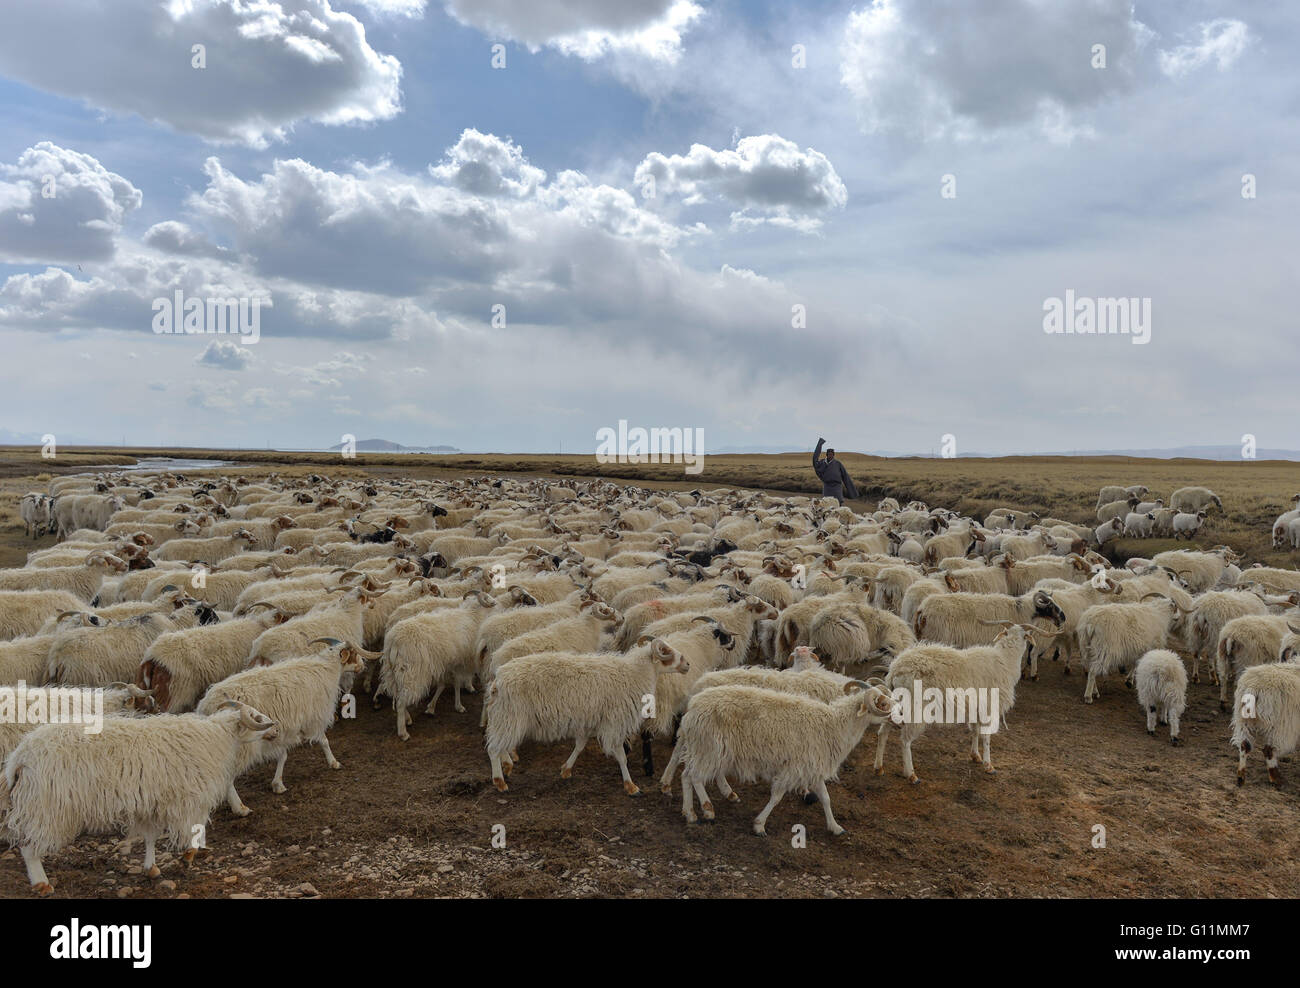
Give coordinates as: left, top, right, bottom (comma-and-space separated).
325, 438, 460, 453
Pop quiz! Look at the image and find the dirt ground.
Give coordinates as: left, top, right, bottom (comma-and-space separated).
2, 455, 1299, 899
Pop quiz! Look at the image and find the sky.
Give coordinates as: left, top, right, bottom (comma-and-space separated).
0, 0, 1294, 455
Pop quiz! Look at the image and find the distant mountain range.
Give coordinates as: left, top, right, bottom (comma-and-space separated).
325, 438, 460, 453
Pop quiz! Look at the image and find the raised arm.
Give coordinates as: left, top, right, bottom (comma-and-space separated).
812, 437, 825, 470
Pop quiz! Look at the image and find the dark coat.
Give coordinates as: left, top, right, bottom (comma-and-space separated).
813, 439, 857, 502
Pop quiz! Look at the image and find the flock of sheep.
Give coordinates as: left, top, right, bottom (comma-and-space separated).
3, 470, 1300, 895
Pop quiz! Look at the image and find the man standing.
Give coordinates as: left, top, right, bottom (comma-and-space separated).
812, 437, 858, 504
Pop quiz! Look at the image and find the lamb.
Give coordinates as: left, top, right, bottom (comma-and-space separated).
1169, 486, 1223, 514
378, 592, 498, 739
1231, 661, 1300, 785
1, 700, 277, 894
1076, 594, 1187, 703
19, 494, 52, 539
1090, 518, 1124, 547
484, 636, 689, 795
676, 680, 896, 834
874, 623, 1046, 783
1171, 511, 1207, 540
1131, 649, 1187, 744
1124, 511, 1157, 538
196, 639, 368, 812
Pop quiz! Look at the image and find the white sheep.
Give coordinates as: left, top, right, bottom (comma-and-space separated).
484, 636, 689, 795
1133, 649, 1187, 744
1171, 511, 1207, 540
0, 589, 86, 641
1231, 661, 1300, 786
1170, 486, 1223, 514
1076, 594, 1186, 703
676, 680, 896, 834
196, 638, 369, 811
1, 700, 277, 894
874, 623, 1047, 782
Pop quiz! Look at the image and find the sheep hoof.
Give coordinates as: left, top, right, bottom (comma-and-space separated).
660, 784, 673, 796
328, 760, 341, 770
147, 865, 161, 879
397, 733, 409, 742
271, 781, 287, 795
33, 882, 54, 897
829, 826, 847, 837
751, 826, 766, 837
728, 791, 741, 803
908, 774, 920, 785
454, 705, 465, 713
874, 766, 885, 776
984, 765, 997, 775
1268, 769, 1280, 785
182, 849, 198, 867
1084, 697, 1093, 704
560, 766, 572, 779
1191, 672, 1200, 684
1030, 674, 1038, 682
970, 752, 982, 763
492, 777, 508, 792
701, 801, 715, 818
1170, 736, 1182, 747
1062, 667, 1071, 676
501, 761, 512, 777
802, 791, 819, 805
232, 804, 251, 818
1236, 772, 1245, 786
684, 813, 698, 825
1147, 729, 1156, 736
624, 780, 642, 797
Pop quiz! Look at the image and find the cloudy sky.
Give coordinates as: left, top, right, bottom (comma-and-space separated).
0, 0, 1293, 455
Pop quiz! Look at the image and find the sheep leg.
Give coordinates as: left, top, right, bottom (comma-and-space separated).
901, 727, 919, 784
453, 683, 465, 714
320, 735, 341, 770
640, 729, 655, 777
982, 732, 995, 774
873, 722, 889, 775
1190, 653, 1200, 684
752, 782, 787, 836
226, 783, 251, 817
142, 831, 162, 878
20, 846, 52, 895
1237, 741, 1249, 785
1265, 745, 1280, 784
490, 750, 509, 791
1218, 668, 1230, 712
813, 780, 844, 835
1146, 704, 1158, 736
681, 769, 697, 823
561, 736, 586, 778
270, 751, 288, 794
396, 706, 410, 741
424, 686, 444, 716
1083, 671, 1098, 703
692, 777, 714, 820
1168, 709, 1182, 746
612, 743, 641, 796
717, 774, 739, 802
659, 743, 683, 795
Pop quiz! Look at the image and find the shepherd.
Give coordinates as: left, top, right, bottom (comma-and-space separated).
812, 438, 857, 504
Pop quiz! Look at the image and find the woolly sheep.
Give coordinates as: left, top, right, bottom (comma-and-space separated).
1, 700, 277, 894
1231, 661, 1300, 786
484, 637, 689, 795
1076, 595, 1187, 703
1134, 650, 1187, 744
676, 680, 896, 834
1170, 486, 1223, 514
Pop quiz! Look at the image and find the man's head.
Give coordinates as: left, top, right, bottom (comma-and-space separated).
825, 448, 836, 461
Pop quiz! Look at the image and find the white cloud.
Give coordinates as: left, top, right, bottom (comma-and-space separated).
1159, 19, 1250, 78
635, 135, 847, 231
0, 143, 141, 263
839, 0, 1152, 142
0, 0, 403, 147
442, 0, 702, 61
195, 338, 254, 370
